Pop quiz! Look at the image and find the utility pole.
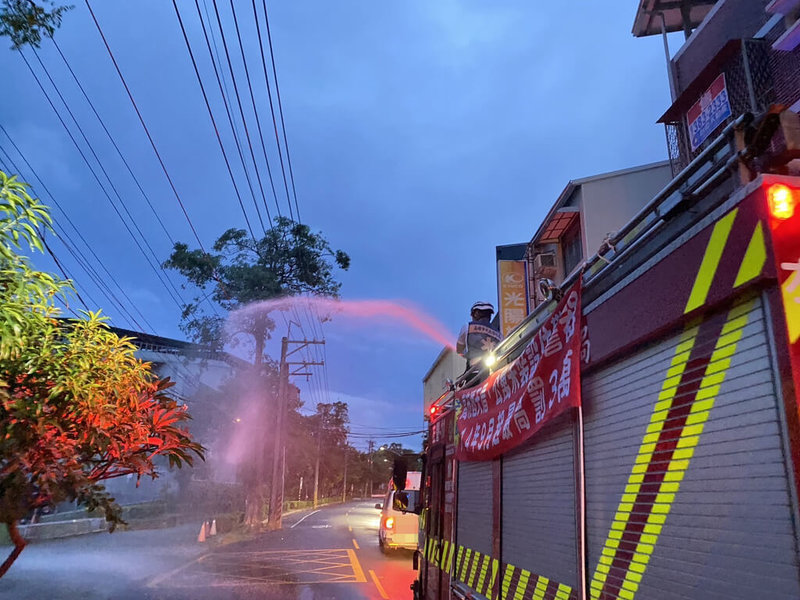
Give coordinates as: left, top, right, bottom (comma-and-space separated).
368, 440, 375, 496
313, 417, 321, 509
342, 447, 348, 503
267, 336, 325, 530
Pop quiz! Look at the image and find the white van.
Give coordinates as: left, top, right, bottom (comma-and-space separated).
375, 488, 419, 552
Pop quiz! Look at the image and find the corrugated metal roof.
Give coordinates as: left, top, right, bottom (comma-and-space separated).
632, 0, 717, 38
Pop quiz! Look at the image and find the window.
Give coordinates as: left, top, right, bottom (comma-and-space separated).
561, 219, 583, 276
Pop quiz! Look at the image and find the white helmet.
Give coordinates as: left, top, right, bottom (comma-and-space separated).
470, 301, 494, 313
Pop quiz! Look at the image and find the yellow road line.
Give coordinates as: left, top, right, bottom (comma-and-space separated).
347, 549, 367, 583
146, 553, 208, 588
352, 538, 360, 550
370, 569, 390, 599
348, 526, 353, 532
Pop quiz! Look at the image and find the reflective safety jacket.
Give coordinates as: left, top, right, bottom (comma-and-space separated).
457, 320, 502, 366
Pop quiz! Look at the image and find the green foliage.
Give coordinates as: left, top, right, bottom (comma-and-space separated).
0, 0, 72, 49
0, 171, 64, 360
0, 170, 203, 546
164, 216, 350, 352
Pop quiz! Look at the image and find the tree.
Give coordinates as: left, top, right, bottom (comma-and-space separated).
0, 171, 203, 577
164, 217, 350, 360
164, 220, 348, 524
0, 0, 71, 49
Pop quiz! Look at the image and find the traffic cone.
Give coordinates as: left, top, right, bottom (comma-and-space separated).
197, 521, 207, 543
209, 519, 217, 536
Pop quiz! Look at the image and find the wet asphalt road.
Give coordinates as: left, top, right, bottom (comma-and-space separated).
0, 500, 417, 600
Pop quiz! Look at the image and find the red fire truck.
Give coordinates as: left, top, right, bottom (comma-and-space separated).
402, 108, 800, 600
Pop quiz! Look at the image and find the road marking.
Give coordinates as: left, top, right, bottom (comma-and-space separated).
290, 509, 320, 528
157, 548, 366, 587
348, 525, 353, 532
369, 569, 390, 599
146, 553, 208, 588
348, 549, 367, 583
352, 538, 360, 550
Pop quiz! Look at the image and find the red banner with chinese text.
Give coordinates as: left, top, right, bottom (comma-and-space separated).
455, 279, 582, 461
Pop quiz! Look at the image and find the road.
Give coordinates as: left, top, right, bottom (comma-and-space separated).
0, 500, 417, 600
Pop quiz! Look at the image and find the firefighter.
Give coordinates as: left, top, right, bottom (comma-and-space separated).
456, 301, 502, 379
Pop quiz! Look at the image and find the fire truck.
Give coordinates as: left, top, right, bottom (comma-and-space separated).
385, 30, 800, 597
403, 111, 800, 600
394, 4, 800, 599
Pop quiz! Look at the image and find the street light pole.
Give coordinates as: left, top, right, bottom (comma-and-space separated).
368, 440, 375, 496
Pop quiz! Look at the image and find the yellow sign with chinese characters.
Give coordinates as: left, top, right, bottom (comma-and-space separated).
497, 260, 529, 338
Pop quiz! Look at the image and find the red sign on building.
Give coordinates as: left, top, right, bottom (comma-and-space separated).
455, 279, 582, 461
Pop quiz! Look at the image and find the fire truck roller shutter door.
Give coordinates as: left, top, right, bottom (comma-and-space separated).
501, 412, 578, 591
456, 460, 493, 587
583, 295, 800, 600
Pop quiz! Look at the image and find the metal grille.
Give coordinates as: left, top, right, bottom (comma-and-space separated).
664, 39, 778, 176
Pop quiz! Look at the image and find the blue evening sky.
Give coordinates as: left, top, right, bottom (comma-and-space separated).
0, 1, 679, 449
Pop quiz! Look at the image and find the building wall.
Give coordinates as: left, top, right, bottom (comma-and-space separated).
580, 162, 673, 258
672, 0, 772, 95
423, 348, 463, 415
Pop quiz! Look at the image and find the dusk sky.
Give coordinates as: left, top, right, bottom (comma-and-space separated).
0, 1, 681, 449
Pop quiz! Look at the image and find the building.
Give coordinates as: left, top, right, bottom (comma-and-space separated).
422, 347, 462, 418
525, 161, 673, 308
101, 327, 239, 504
635, 0, 800, 174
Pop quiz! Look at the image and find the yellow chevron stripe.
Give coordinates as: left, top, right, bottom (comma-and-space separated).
532, 575, 550, 600
486, 559, 499, 600
476, 553, 490, 593
614, 300, 752, 598
782, 268, 800, 344
460, 549, 472, 582
501, 563, 515, 599
513, 570, 530, 600
440, 540, 449, 570
554, 583, 572, 600
685, 208, 738, 313
455, 545, 464, 577
733, 221, 766, 287
589, 325, 699, 599
446, 542, 455, 573
468, 552, 481, 588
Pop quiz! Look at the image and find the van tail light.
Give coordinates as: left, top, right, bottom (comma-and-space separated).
384, 516, 395, 529
768, 183, 796, 221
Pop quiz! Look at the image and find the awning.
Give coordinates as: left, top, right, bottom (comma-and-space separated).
632, 0, 717, 38
536, 208, 579, 244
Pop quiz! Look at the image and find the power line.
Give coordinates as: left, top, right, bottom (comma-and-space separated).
262, 0, 301, 222
49, 36, 222, 320
84, 0, 207, 253
253, 0, 293, 221
0, 133, 153, 331
209, 0, 272, 232
229, 0, 282, 222
28, 48, 187, 306
172, 0, 258, 241
18, 49, 185, 312
49, 38, 175, 247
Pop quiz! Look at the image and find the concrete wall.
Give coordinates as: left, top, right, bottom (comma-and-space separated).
580, 162, 673, 258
